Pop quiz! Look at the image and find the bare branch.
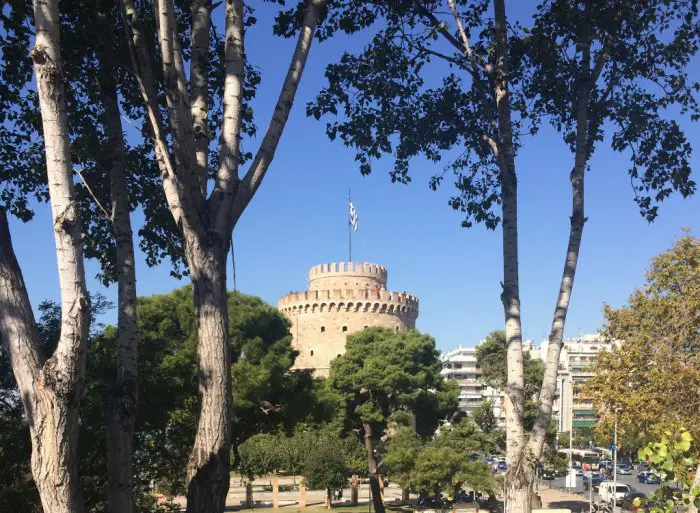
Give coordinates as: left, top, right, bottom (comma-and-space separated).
208, 0, 245, 238
225, 0, 329, 230
154, 0, 201, 209
75, 167, 111, 220
447, 0, 491, 74
120, 0, 186, 230
191, 0, 212, 196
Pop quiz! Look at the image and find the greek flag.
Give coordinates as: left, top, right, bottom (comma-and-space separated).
349, 201, 358, 231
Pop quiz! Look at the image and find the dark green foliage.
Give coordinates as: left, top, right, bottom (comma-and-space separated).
471, 400, 498, 434
383, 418, 500, 497
0, 0, 263, 281
330, 327, 458, 442
291, 1, 698, 227
476, 330, 544, 396
302, 437, 349, 495
0, 288, 313, 508
527, 0, 699, 221
382, 427, 425, 490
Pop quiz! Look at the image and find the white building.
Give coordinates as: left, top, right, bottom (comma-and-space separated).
440, 347, 484, 415
540, 333, 618, 433
441, 335, 615, 432
441, 339, 537, 424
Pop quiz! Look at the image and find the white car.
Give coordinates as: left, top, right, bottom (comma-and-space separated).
617, 465, 633, 475
599, 481, 630, 505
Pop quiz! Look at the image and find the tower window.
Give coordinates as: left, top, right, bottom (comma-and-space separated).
310, 350, 314, 356
321, 326, 325, 333
342, 326, 348, 332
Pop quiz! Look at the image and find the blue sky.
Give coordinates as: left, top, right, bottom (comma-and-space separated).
8, 2, 699, 353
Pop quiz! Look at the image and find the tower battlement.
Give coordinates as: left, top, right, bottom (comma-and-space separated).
279, 261, 419, 376
308, 262, 388, 291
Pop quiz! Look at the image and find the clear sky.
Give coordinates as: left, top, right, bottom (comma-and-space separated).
8, 2, 699, 353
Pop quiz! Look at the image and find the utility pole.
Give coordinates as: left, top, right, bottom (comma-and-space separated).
613, 411, 619, 512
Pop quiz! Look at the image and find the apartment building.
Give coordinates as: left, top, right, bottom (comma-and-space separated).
540, 333, 618, 432
440, 347, 484, 416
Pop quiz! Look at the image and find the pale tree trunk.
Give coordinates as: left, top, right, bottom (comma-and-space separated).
492, 1, 529, 512
121, 2, 328, 512
95, 17, 138, 513
0, 1, 90, 512
528, 30, 592, 464
185, 245, 232, 513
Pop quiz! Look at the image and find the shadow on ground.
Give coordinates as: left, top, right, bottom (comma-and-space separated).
546, 500, 591, 513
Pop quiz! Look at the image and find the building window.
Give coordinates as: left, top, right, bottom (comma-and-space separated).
364, 325, 368, 329
310, 350, 314, 356
395, 326, 399, 332
342, 326, 348, 332
337, 354, 341, 358
321, 326, 325, 333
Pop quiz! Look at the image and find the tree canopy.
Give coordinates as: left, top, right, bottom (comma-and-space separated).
0, 287, 315, 507
583, 235, 700, 454
330, 328, 458, 443
476, 330, 544, 395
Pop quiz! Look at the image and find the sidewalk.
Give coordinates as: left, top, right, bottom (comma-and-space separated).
538, 488, 591, 513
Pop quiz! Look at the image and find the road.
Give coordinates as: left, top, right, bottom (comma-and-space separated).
539, 472, 662, 503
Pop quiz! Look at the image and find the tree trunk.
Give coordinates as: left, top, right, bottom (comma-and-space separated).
492, 1, 527, 512
528, 34, 591, 463
185, 246, 232, 513
0, 2, 91, 512
327, 488, 332, 509
363, 422, 386, 513
96, 23, 139, 513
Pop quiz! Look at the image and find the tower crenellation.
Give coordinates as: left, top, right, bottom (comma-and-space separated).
279, 261, 418, 376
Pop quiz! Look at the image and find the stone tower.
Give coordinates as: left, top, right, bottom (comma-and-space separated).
278, 262, 419, 376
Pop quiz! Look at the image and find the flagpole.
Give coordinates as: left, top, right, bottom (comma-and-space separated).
348, 189, 352, 262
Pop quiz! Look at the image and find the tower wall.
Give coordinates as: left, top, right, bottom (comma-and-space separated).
308, 262, 388, 291
279, 262, 419, 376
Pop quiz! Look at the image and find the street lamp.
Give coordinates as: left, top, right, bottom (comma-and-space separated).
612, 407, 621, 513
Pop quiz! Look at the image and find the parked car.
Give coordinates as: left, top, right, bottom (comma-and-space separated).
539, 469, 556, 480
599, 482, 631, 505
583, 474, 605, 491
637, 471, 661, 484
497, 461, 507, 471
454, 491, 474, 503
617, 465, 633, 475
622, 492, 647, 512
419, 495, 447, 509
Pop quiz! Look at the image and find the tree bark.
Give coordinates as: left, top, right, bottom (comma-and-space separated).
185, 246, 232, 513
528, 27, 591, 464
121, 3, 328, 512
95, 17, 138, 513
0, 2, 90, 512
363, 422, 386, 513
492, 1, 528, 512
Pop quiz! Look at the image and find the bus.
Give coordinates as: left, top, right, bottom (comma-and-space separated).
558, 449, 601, 471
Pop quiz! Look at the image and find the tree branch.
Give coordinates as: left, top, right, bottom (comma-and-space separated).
0, 208, 43, 394
208, 0, 245, 239
120, 0, 190, 231
190, 0, 212, 196
225, 0, 329, 231
154, 0, 202, 210
447, 0, 492, 75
